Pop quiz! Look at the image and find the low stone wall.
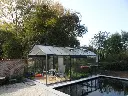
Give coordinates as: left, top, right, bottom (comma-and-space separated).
0, 59, 26, 77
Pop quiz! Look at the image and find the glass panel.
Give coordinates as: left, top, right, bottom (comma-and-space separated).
87, 51, 96, 56
71, 57, 97, 80
55, 47, 68, 55
30, 45, 96, 56
29, 46, 41, 55
38, 45, 54, 55
47, 46, 62, 55
60, 47, 73, 55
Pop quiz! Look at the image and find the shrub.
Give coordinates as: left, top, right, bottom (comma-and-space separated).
99, 61, 128, 71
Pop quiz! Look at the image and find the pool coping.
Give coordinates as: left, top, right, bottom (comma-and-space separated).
49, 75, 128, 89
49, 75, 100, 89
100, 75, 128, 81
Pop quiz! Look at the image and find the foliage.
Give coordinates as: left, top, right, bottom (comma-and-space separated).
99, 53, 128, 71
91, 31, 110, 61
121, 31, 128, 51
0, 0, 87, 58
91, 31, 128, 71
104, 33, 123, 55
71, 72, 89, 80
2, 37, 22, 59
0, 29, 14, 59
91, 31, 110, 49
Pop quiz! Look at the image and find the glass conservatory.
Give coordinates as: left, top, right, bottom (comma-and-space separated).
27, 45, 97, 85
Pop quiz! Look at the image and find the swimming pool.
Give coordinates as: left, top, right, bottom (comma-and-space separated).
55, 77, 128, 96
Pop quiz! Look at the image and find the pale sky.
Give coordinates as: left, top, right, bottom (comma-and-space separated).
57, 0, 128, 46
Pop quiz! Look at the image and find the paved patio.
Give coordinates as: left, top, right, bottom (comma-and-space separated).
1, 74, 128, 96
0, 80, 69, 96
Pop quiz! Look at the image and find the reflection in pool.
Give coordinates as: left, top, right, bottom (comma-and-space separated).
55, 77, 128, 96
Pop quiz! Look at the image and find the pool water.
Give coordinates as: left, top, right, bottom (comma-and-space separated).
55, 77, 128, 96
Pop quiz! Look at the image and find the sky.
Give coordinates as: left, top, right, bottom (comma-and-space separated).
57, 0, 128, 46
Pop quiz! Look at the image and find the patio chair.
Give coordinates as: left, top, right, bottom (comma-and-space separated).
55, 72, 67, 82
48, 69, 56, 76
55, 72, 66, 78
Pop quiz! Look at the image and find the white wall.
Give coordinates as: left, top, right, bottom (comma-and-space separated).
58, 56, 65, 74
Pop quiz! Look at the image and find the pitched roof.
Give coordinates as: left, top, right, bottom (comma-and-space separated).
28, 45, 96, 56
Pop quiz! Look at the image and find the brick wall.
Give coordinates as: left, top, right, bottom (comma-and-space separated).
0, 59, 26, 77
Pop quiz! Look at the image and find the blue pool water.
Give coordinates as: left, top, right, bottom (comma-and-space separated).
55, 77, 128, 96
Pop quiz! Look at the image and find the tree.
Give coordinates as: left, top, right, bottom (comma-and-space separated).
103, 33, 123, 61
105, 33, 123, 55
19, 0, 87, 57
2, 37, 22, 59
91, 31, 127, 62
0, 0, 87, 58
121, 31, 128, 51
0, 29, 14, 59
91, 31, 109, 61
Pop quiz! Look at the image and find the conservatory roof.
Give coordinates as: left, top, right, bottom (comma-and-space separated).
28, 45, 96, 56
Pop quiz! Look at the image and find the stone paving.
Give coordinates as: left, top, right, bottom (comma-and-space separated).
1, 74, 127, 96
0, 81, 69, 96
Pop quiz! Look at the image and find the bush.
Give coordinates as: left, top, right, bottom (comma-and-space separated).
99, 61, 128, 71
71, 72, 89, 80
